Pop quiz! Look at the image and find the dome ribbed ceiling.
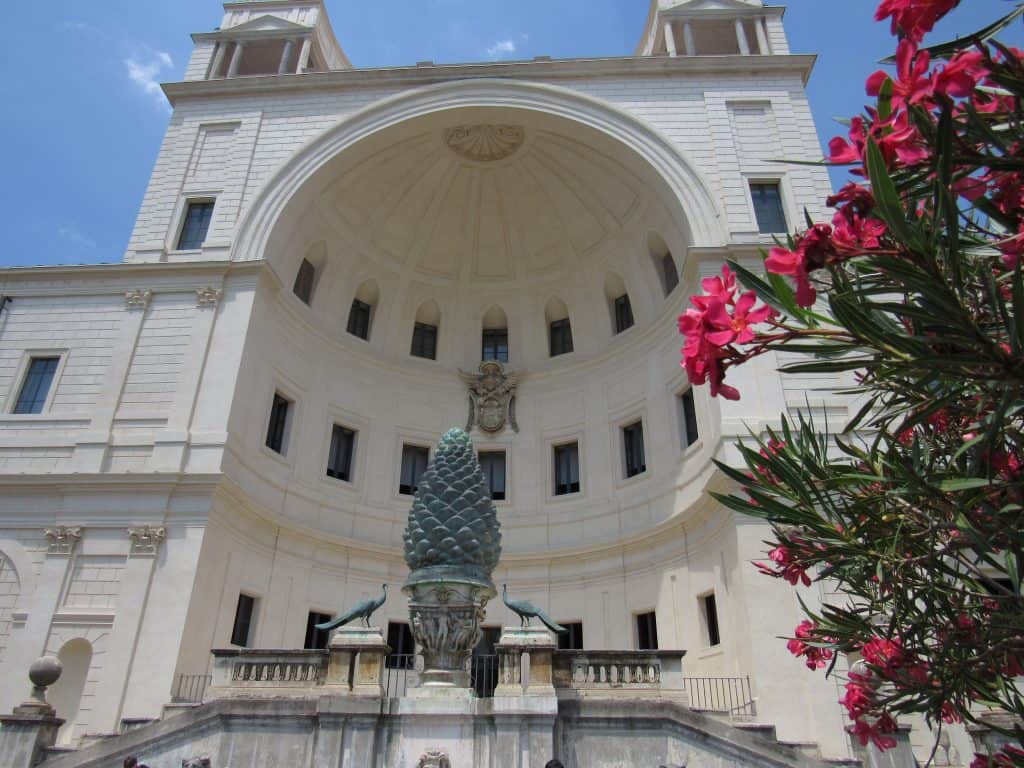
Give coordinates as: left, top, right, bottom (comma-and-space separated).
322, 121, 645, 285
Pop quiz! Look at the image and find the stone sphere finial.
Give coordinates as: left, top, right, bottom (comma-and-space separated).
28, 655, 62, 702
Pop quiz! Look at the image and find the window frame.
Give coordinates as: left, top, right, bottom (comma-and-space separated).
398, 442, 430, 496
745, 176, 791, 236
481, 328, 509, 362
6, 351, 67, 416
548, 317, 574, 357
230, 592, 258, 648
173, 197, 217, 252
325, 423, 357, 483
552, 440, 581, 497
661, 252, 680, 296
477, 450, 508, 502
292, 258, 317, 306
557, 621, 584, 651
265, 391, 292, 456
678, 387, 701, 450
699, 591, 722, 648
410, 321, 438, 360
612, 293, 634, 335
304, 610, 333, 650
621, 420, 647, 479
347, 298, 373, 341
635, 610, 659, 651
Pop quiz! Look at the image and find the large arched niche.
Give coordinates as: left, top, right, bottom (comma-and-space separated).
235, 79, 724, 288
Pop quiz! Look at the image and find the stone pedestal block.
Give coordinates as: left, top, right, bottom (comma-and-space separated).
326, 626, 389, 696
496, 626, 557, 696
0, 707, 65, 768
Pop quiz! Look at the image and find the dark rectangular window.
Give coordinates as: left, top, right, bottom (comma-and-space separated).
400, 444, 429, 495
680, 389, 699, 447
347, 299, 372, 340
549, 318, 573, 357
482, 329, 508, 362
265, 393, 290, 454
231, 593, 256, 647
623, 421, 646, 478
326, 424, 355, 481
177, 201, 215, 250
386, 621, 416, 668
553, 442, 580, 496
613, 294, 634, 334
703, 593, 721, 647
636, 611, 658, 651
293, 259, 316, 305
411, 322, 438, 360
750, 182, 787, 234
662, 253, 679, 295
558, 621, 584, 650
305, 611, 332, 650
479, 451, 506, 501
13, 357, 60, 414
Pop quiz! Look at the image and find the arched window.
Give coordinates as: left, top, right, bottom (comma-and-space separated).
347, 279, 378, 341
481, 305, 509, 362
604, 273, 634, 334
649, 233, 679, 297
50, 638, 93, 745
545, 298, 574, 357
411, 300, 440, 360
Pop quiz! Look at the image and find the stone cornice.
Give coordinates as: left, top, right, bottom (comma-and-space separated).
0, 472, 223, 492
162, 53, 817, 105
0, 259, 263, 287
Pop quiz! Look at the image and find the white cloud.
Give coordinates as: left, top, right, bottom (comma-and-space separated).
486, 39, 516, 59
57, 225, 97, 250
124, 50, 174, 110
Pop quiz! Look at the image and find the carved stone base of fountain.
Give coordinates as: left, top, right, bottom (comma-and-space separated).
404, 568, 494, 693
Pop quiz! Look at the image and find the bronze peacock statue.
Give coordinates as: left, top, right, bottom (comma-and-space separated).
316, 584, 388, 631
501, 584, 567, 634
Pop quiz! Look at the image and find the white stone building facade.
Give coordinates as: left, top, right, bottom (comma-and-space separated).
0, 0, 903, 761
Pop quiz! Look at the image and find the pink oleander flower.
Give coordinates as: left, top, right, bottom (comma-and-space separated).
933, 49, 989, 99
692, 265, 738, 309
875, 0, 959, 43
705, 293, 776, 347
851, 712, 899, 751
754, 543, 812, 587
867, 40, 933, 107
785, 620, 834, 670
828, 182, 876, 215
840, 673, 876, 720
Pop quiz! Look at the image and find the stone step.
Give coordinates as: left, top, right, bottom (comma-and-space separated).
779, 740, 824, 760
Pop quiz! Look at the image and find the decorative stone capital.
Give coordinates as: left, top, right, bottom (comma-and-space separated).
127, 525, 166, 556
406, 582, 489, 690
195, 286, 223, 307
43, 526, 81, 555
125, 289, 153, 310
417, 750, 451, 768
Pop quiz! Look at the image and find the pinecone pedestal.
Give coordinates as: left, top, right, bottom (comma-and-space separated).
404, 566, 495, 694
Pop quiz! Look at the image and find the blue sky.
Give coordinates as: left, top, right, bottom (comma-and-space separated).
0, 0, 1019, 268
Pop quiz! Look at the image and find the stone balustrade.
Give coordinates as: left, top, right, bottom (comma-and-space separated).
210, 650, 328, 697
553, 650, 687, 702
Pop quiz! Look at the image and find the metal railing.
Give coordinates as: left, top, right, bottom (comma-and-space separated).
382, 654, 498, 698
383, 654, 416, 698
470, 654, 498, 698
171, 673, 212, 704
683, 676, 756, 717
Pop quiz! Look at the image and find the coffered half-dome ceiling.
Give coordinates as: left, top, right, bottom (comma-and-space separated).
297, 107, 686, 288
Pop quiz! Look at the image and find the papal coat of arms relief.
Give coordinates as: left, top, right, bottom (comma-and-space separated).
459, 361, 520, 434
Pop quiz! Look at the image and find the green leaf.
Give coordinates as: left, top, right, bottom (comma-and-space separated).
938, 478, 992, 492
865, 140, 923, 253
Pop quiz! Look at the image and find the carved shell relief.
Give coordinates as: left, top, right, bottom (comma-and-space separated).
443, 124, 525, 162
